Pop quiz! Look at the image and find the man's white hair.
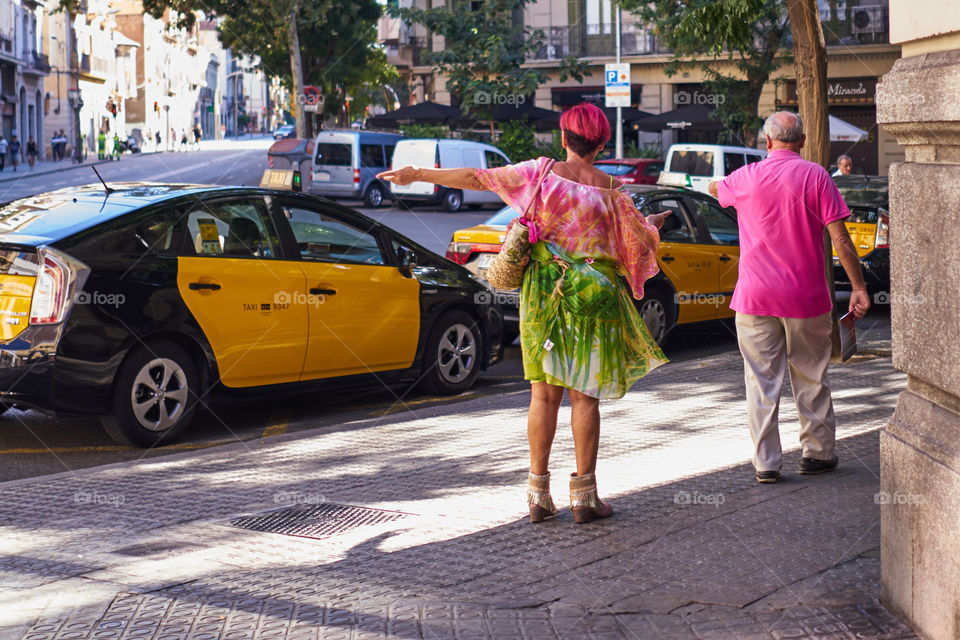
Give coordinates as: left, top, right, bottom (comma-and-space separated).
763, 112, 804, 143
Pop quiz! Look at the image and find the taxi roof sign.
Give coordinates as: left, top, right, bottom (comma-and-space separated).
260, 169, 302, 192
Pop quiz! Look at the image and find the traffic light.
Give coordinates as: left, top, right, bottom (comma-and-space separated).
292, 170, 302, 192
153, 101, 159, 113
110, 103, 117, 116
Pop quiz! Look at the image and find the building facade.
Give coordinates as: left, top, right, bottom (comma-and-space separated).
383, 0, 904, 174
0, 0, 48, 158
114, 0, 207, 151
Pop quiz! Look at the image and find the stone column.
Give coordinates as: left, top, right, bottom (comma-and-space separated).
876, 6, 960, 639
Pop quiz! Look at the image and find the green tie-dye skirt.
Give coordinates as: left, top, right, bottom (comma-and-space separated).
520, 241, 667, 399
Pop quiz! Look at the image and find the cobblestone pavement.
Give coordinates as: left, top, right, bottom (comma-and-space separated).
0, 324, 921, 639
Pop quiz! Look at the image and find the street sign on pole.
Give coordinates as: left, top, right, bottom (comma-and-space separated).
304, 103, 319, 113
605, 63, 630, 108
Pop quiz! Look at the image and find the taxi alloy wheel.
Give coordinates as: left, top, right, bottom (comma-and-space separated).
638, 290, 673, 346
131, 358, 189, 431
421, 310, 481, 394
101, 341, 199, 447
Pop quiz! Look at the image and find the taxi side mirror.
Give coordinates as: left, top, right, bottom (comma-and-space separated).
398, 247, 418, 277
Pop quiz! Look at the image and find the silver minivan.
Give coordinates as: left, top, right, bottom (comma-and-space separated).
310, 130, 405, 207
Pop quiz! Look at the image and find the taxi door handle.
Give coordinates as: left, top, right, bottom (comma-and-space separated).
189, 282, 221, 291
661, 254, 675, 263
718, 255, 732, 262
310, 288, 337, 296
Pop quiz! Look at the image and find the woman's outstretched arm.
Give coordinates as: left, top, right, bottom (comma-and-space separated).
378, 166, 488, 191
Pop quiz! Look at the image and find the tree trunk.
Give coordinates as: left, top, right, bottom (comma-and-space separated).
787, 0, 829, 168
287, 2, 306, 138
787, 0, 838, 346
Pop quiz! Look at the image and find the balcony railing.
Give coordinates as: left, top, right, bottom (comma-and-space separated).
529, 24, 667, 61
30, 50, 49, 71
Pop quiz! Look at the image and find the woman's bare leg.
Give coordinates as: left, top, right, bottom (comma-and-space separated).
528, 382, 565, 475
569, 388, 601, 476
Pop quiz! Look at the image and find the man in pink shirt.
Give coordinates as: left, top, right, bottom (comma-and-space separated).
709, 111, 870, 483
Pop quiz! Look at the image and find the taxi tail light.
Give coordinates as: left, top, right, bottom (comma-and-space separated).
29, 248, 90, 325
353, 168, 360, 187
875, 212, 889, 249
445, 242, 501, 265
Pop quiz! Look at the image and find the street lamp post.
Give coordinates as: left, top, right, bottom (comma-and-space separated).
164, 104, 170, 152
615, 2, 623, 159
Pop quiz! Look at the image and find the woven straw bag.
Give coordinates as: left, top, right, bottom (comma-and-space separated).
485, 159, 555, 291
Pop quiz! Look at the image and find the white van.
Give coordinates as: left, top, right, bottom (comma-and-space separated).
390, 139, 511, 211
658, 143, 766, 194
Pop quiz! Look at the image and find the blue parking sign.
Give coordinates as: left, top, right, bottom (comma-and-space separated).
606, 69, 618, 84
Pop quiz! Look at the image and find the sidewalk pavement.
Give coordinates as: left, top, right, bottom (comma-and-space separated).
0, 318, 920, 639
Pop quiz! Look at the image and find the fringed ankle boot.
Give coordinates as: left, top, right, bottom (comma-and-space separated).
527, 472, 558, 523
569, 472, 614, 524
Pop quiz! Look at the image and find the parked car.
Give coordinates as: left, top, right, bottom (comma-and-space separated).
389, 139, 511, 211
310, 130, 404, 207
273, 125, 296, 140
0, 184, 504, 447
658, 143, 766, 194
447, 185, 741, 345
594, 158, 663, 185
832, 175, 889, 294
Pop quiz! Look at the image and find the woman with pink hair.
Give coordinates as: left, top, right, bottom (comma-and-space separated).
380, 103, 670, 524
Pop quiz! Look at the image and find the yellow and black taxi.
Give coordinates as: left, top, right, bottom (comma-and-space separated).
0, 184, 504, 446
832, 175, 889, 294
447, 185, 740, 344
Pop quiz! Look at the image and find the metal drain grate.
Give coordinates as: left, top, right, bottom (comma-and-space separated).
228, 503, 409, 540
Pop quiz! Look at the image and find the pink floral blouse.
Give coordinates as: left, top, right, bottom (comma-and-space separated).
476, 156, 661, 299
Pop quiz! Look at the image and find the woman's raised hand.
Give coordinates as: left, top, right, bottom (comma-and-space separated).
377, 166, 421, 186
646, 209, 673, 230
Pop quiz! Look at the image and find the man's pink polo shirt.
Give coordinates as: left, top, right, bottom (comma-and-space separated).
716, 149, 850, 319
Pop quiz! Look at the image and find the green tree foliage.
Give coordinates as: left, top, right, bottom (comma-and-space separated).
620, 0, 789, 146
128, 0, 392, 121
388, 0, 587, 136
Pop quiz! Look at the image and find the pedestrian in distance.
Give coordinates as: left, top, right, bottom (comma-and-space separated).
379, 103, 672, 524
193, 124, 202, 150
155, 130, 161, 150
180, 130, 188, 151
9, 135, 20, 171
832, 154, 853, 177
111, 133, 121, 161
97, 129, 107, 160
26, 136, 37, 169
708, 111, 871, 485
0, 134, 7, 172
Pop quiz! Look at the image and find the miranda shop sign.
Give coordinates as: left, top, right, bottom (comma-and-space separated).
781, 78, 876, 105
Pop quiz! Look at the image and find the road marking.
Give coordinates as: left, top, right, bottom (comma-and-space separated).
261, 422, 288, 438
367, 392, 480, 417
